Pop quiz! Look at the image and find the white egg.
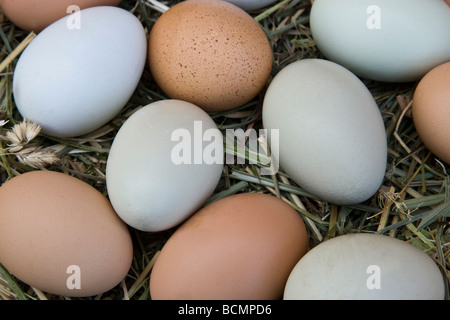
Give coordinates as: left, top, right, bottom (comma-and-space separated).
284, 233, 446, 300
12, 6, 147, 137
223, 0, 277, 11
310, 0, 450, 82
262, 59, 387, 205
106, 100, 224, 232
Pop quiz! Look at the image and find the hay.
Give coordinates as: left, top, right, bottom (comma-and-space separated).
0, 0, 448, 300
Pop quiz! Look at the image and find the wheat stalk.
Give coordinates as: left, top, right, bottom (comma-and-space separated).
0, 120, 60, 169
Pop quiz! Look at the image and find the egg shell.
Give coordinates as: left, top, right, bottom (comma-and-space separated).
0, 0, 122, 32
283, 233, 445, 300
149, 193, 309, 300
12, 6, 147, 138
148, 0, 273, 113
223, 0, 277, 11
262, 59, 387, 205
106, 99, 224, 232
310, 0, 450, 82
412, 62, 450, 164
0, 171, 133, 297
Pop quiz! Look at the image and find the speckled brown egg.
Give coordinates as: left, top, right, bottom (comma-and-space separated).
148, 0, 273, 113
149, 193, 309, 300
0, 171, 133, 297
0, 0, 122, 32
412, 62, 450, 164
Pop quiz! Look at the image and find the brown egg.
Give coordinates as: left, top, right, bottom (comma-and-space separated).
0, 0, 122, 32
148, 0, 273, 113
149, 193, 309, 300
0, 171, 133, 297
412, 62, 450, 164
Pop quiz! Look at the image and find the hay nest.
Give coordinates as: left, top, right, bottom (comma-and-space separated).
0, 0, 448, 300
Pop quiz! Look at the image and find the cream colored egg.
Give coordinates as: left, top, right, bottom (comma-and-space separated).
262, 59, 387, 205
310, 0, 450, 82
106, 100, 224, 232
284, 233, 445, 300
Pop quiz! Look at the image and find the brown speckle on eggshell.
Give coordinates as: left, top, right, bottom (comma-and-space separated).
148, 0, 273, 113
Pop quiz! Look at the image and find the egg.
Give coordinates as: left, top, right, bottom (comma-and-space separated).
412, 62, 450, 164
148, 0, 273, 113
262, 59, 387, 205
0, 0, 122, 32
12, 6, 147, 138
310, 0, 450, 82
149, 193, 309, 300
0, 171, 133, 297
223, 0, 277, 11
106, 99, 224, 232
284, 233, 445, 300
